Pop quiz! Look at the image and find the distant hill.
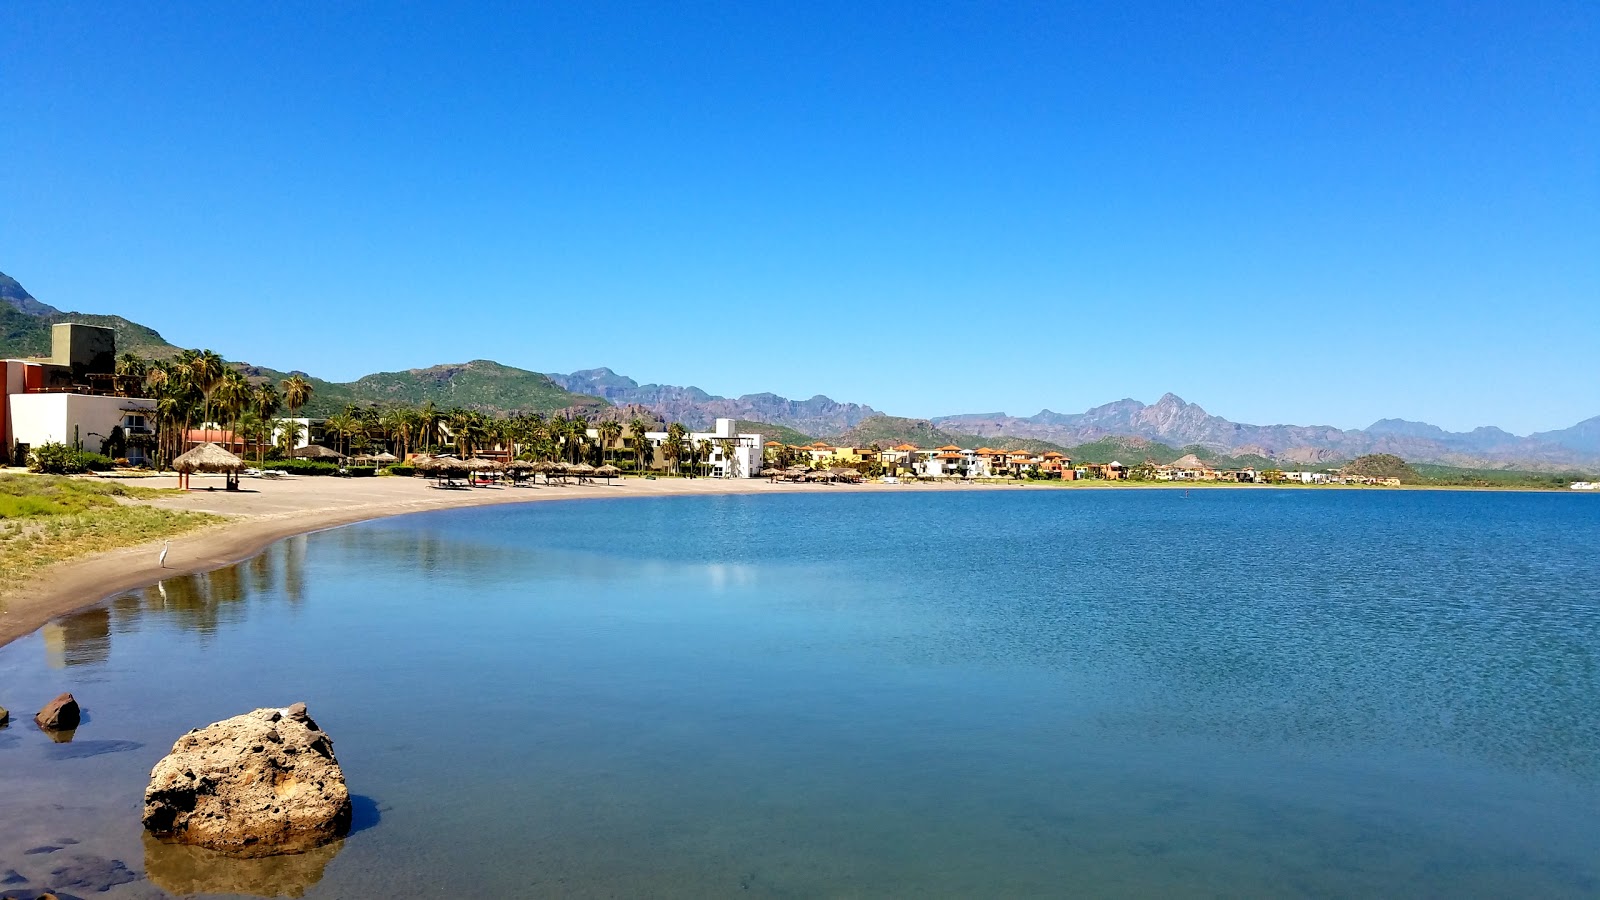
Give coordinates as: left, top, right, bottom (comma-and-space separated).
1, 272, 60, 317
550, 367, 879, 435
826, 415, 1070, 454
0, 271, 601, 418
737, 420, 813, 446
828, 416, 970, 449
1342, 453, 1420, 482
2, 269, 1596, 470
1531, 415, 1600, 456
0, 272, 186, 361
936, 394, 1600, 470
336, 360, 603, 417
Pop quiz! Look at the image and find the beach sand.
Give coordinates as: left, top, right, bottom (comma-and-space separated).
0, 472, 1005, 649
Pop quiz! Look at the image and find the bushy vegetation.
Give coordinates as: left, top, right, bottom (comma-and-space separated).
1344, 453, 1421, 482
0, 473, 219, 588
25, 442, 115, 474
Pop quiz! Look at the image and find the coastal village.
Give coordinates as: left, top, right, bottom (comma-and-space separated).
0, 323, 1530, 491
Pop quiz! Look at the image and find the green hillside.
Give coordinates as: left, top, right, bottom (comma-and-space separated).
338, 360, 604, 416
0, 305, 184, 361
1344, 453, 1420, 481
828, 416, 970, 448
736, 420, 813, 445
0, 272, 603, 417
827, 415, 1070, 454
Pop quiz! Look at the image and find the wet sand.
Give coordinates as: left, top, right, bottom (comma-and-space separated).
0, 473, 1007, 649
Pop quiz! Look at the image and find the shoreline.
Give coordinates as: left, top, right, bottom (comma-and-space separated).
1, 474, 1587, 650
0, 473, 1000, 649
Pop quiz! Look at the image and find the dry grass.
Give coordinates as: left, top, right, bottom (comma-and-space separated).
0, 473, 223, 590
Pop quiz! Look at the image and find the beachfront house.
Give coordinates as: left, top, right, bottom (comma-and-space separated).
2, 323, 156, 466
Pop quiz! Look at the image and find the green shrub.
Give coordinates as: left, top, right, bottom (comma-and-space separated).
76, 452, 115, 472
385, 464, 417, 477
345, 466, 377, 477
28, 442, 86, 475
262, 459, 340, 476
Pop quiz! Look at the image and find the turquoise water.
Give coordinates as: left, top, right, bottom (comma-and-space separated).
1, 489, 1598, 897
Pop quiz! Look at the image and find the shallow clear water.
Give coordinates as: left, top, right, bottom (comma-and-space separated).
2, 489, 1598, 897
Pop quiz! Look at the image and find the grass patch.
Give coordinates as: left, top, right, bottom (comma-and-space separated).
0, 473, 223, 590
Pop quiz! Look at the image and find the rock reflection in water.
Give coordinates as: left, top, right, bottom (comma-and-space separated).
143, 832, 341, 899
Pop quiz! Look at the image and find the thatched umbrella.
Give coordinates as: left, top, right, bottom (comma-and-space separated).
505, 459, 537, 484
172, 442, 245, 491
571, 462, 596, 483
829, 467, 861, 482
463, 457, 503, 484
596, 464, 620, 484
370, 451, 398, 464
291, 444, 345, 461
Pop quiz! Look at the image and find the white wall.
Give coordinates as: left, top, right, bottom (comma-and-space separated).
9, 394, 157, 460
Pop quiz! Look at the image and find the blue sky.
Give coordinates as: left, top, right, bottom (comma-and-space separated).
2, 2, 1595, 433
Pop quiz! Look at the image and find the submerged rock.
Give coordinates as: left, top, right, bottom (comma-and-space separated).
1, 704, 9, 726
142, 705, 351, 858
33, 694, 79, 731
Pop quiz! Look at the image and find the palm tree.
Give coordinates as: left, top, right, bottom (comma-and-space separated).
381, 408, 415, 459
274, 418, 306, 457
566, 416, 589, 464
213, 371, 253, 451
717, 437, 741, 478
323, 412, 359, 457
189, 349, 226, 429
115, 352, 147, 382
663, 423, 687, 476
598, 421, 623, 465
628, 418, 651, 475
281, 374, 313, 419
417, 400, 440, 452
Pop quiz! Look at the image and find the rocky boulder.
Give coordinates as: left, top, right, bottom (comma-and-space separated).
142, 704, 351, 857
34, 694, 79, 731
0, 704, 9, 726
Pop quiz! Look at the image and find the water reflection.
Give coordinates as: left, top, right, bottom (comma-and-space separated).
42, 607, 110, 668
43, 524, 768, 669
143, 832, 342, 899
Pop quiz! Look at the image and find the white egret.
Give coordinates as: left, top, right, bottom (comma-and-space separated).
159, 540, 170, 568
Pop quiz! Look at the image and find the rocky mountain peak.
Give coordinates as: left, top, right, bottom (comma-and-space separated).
0, 271, 61, 316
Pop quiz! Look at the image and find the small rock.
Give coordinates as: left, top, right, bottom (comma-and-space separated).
34, 694, 80, 731
143, 704, 351, 857
0, 705, 10, 726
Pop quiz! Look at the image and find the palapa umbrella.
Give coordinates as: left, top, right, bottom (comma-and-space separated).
570, 462, 596, 482
171, 442, 245, 490
464, 457, 503, 484
596, 464, 620, 484
370, 451, 399, 463
291, 444, 345, 461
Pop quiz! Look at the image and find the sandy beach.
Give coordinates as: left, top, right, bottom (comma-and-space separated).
0, 472, 1012, 649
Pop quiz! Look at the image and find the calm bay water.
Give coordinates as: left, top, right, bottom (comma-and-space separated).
1, 489, 1597, 897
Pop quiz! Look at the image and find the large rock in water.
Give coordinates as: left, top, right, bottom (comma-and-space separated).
142, 704, 351, 857
34, 693, 79, 730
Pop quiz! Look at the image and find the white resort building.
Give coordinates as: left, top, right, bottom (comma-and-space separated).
3, 323, 156, 465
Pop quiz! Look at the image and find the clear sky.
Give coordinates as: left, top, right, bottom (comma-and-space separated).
2, 3, 1595, 433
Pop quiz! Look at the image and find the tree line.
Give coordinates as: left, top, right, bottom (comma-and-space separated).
120, 351, 746, 475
